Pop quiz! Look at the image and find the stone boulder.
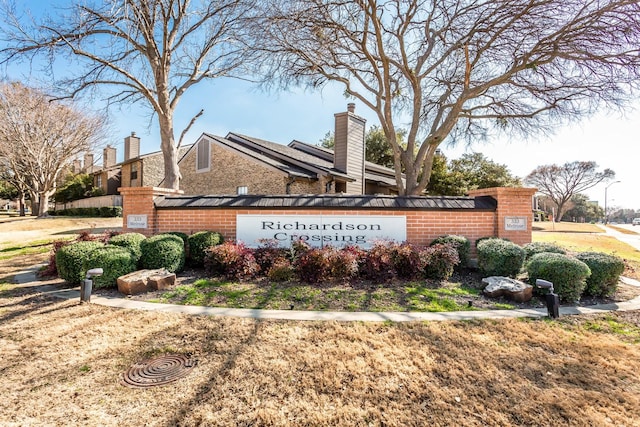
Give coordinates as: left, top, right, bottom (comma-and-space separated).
117, 269, 176, 295
482, 276, 533, 303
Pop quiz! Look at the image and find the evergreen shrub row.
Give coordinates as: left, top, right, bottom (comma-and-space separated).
51, 229, 225, 288
476, 238, 626, 302
49, 206, 122, 217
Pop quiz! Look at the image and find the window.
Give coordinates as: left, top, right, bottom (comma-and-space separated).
130, 163, 138, 181
196, 139, 210, 172
96, 174, 102, 189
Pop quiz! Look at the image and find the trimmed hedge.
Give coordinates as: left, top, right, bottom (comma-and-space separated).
477, 238, 525, 278
188, 231, 224, 266
522, 242, 567, 260
430, 235, 470, 268
575, 252, 625, 297
140, 234, 186, 273
56, 241, 105, 284
50, 206, 122, 217
108, 232, 146, 264
526, 252, 591, 303
82, 245, 137, 289
421, 243, 460, 281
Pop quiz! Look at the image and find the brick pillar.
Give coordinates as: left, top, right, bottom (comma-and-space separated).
468, 187, 538, 246
119, 187, 183, 236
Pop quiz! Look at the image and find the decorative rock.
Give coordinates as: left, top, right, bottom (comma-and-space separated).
117, 269, 176, 295
482, 276, 533, 303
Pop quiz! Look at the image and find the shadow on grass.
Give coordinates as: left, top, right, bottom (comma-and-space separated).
52, 226, 122, 236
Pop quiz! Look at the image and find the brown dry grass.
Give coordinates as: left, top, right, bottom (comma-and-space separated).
0, 217, 122, 249
1, 278, 640, 426
1, 220, 640, 426
532, 221, 604, 233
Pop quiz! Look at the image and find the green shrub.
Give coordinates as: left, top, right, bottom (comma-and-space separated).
523, 242, 567, 260
421, 243, 460, 281
140, 234, 186, 273
430, 235, 470, 268
82, 245, 137, 289
575, 252, 625, 297
99, 206, 122, 217
526, 253, 591, 303
48, 206, 122, 217
477, 238, 525, 278
165, 232, 190, 259
55, 241, 105, 284
108, 232, 146, 263
475, 236, 509, 248
188, 231, 224, 266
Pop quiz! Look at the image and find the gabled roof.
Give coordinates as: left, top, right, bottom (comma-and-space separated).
227, 133, 353, 181
94, 144, 193, 173
203, 133, 318, 179
180, 131, 403, 189
288, 139, 402, 187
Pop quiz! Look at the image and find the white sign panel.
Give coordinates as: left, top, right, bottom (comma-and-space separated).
237, 215, 406, 249
127, 214, 148, 229
504, 216, 527, 231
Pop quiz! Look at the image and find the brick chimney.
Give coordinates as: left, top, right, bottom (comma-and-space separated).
124, 132, 140, 161
103, 145, 116, 169
72, 159, 82, 174
334, 103, 366, 194
83, 153, 94, 174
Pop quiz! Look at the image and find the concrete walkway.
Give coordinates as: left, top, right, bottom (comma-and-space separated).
601, 225, 640, 252
10, 266, 640, 322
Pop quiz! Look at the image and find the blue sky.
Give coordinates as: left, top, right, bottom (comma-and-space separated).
4, 1, 639, 211
105, 77, 639, 211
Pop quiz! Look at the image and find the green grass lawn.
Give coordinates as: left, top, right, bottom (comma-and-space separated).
152, 277, 494, 312
533, 221, 640, 280
0, 239, 62, 261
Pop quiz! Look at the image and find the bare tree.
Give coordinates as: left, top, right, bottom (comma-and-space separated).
1, 0, 255, 190
525, 161, 614, 222
0, 82, 105, 216
257, 0, 640, 195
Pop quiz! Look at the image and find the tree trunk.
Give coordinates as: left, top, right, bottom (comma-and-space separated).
158, 112, 180, 190
18, 193, 26, 216
37, 192, 50, 217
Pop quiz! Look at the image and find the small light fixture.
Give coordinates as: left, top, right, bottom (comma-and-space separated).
236, 186, 248, 195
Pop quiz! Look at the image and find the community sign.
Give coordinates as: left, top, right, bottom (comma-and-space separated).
236, 214, 407, 249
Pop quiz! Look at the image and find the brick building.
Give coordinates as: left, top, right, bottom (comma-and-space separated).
92, 133, 192, 195
178, 103, 401, 196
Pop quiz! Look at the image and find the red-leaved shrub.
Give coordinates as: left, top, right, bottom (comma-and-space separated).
204, 241, 259, 280
295, 248, 330, 283
326, 247, 359, 281
390, 242, 423, 279
360, 242, 395, 282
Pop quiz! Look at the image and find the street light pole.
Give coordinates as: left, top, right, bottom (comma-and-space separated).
604, 181, 621, 225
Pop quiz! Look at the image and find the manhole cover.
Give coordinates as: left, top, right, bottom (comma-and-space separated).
121, 353, 197, 388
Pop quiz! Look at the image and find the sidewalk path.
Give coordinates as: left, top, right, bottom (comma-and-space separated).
11, 267, 640, 322
601, 225, 640, 252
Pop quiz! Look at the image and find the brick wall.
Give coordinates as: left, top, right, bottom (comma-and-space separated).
468, 187, 537, 246
119, 186, 537, 255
